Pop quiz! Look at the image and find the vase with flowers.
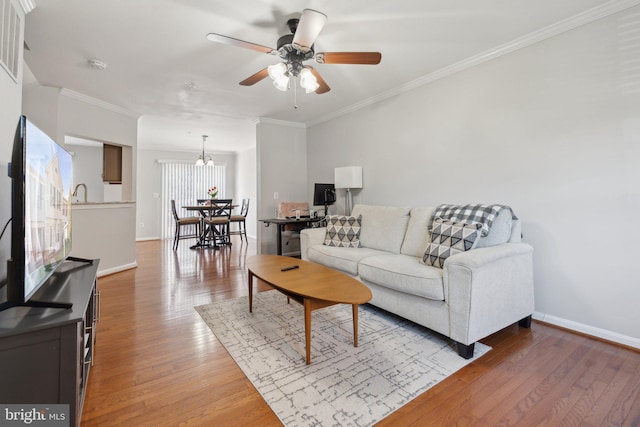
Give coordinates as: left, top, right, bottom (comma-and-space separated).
207, 186, 218, 203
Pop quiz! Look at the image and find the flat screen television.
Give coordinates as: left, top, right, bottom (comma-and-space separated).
0, 116, 74, 311
313, 183, 335, 216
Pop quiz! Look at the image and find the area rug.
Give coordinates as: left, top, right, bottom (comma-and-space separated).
195, 290, 490, 427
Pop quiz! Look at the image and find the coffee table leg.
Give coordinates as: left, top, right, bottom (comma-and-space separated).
353, 304, 359, 347
304, 299, 312, 365
248, 271, 253, 313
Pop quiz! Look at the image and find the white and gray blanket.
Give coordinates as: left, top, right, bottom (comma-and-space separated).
428, 204, 517, 237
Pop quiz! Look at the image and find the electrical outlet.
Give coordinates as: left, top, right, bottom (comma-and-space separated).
274, 192, 279, 199
140, 222, 145, 228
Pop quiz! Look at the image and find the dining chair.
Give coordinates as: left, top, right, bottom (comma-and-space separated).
203, 199, 233, 248
229, 198, 249, 242
171, 200, 201, 250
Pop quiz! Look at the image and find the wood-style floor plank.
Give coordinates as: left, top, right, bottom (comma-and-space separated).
81, 239, 640, 426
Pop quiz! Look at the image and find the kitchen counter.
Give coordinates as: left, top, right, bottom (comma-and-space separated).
72, 201, 135, 206
71, 202, 137, 276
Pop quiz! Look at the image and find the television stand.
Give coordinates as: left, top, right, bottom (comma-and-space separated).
0, 299, 72, 312
0, 259, 100, 426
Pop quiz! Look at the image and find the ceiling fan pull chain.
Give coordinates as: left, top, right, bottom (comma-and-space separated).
294, 76, 298, 109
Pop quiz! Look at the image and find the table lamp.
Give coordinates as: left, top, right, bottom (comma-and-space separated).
334, 166, 363, 215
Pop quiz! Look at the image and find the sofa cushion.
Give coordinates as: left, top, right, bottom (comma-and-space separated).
323, 215, 362, 248
475, 208, 513, 248
359, 254, 445, 301
400, 207, 435, 257
351, 205, 411, 254
422, 219, 482, 268
307, 244, 386, 276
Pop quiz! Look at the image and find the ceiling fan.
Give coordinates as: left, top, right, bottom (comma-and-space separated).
206, 9, 382, 95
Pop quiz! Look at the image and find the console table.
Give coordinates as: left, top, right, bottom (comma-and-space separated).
0, 259, 100, 427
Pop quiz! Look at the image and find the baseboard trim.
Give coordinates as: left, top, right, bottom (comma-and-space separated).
136, 237, 160, 242
97, 262, 138, 278
533, 311, 640, 350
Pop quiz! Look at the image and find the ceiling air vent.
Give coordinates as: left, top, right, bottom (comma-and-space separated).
1, 0, 22, 81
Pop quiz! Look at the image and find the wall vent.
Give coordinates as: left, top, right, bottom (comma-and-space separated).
1, 0, 21, 81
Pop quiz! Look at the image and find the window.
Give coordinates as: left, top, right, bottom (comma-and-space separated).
160, 161, 226, 239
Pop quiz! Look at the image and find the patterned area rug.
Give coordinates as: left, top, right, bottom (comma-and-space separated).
195, 290, 490, 426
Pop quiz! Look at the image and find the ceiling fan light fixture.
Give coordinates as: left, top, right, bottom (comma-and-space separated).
299, 67, 319, 93
195, 156, 205, 167
267, 62, 287, 80
268, 62, 290, 91
272, 75, 290, 91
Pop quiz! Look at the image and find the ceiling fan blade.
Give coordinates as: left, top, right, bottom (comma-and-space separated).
206, 33, 276, 55
308, 67, 330, 94
239, 68, 270, 86
292, 9, 327, 53
315, 52, 382, 65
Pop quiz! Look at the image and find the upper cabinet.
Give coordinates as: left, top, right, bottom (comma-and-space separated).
103, 144, 122, 183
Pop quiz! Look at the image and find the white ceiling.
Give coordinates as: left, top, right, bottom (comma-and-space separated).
23, 0, 619, 153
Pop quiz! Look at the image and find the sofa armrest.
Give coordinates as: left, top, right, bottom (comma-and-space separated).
443, 243, 534, 346
300, 228, 326, 260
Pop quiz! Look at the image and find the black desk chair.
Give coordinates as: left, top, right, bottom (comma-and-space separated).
171, 200, 201, 250
229, 198, 249, 242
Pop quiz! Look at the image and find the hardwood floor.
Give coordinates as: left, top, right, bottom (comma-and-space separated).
81, 239, 640, 426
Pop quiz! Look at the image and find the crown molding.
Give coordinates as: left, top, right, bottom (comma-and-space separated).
308, 0, 640, 127
255, 117, 306, 129
60, 88, 140, 119
18, 0, 36, 14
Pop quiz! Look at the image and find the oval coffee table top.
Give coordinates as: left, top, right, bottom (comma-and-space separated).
247, 255, 372, 305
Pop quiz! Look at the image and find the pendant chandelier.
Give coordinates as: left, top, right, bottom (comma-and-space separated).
195, 135, 214, 167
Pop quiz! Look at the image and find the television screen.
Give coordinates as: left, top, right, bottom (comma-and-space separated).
1, 117, 74, 312
22, 119, 73, 300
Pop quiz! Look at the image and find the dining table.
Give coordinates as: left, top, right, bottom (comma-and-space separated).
184, 201, 238, 249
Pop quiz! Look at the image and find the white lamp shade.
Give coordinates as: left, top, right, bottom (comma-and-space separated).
299, 68, 319, 93
334, 166, 363, 189
268, 62, 287, 80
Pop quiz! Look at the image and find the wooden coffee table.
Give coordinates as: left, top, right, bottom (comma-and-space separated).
247, 255, 372, 364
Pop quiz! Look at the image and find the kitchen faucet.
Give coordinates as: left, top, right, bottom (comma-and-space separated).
72, 183, 87, 203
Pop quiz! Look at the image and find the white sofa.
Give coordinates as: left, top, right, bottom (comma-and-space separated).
301, 204, 534, 358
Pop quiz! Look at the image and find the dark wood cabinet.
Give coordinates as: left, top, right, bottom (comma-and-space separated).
103, 143, 122, 183
0, 259, 100, 427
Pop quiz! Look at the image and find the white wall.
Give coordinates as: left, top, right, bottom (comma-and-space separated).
20, 82, 59, 137
68, 145, 104, 202
256, 119, 307, 254
235, 146, 257, 239
135, 148, 237, 240
0, 1, 25, 281
307, 6, 640, 347
72, 203, 136, 275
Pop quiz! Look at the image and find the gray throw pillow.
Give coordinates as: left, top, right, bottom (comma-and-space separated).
324, 215, 362, 248
422, 218, 481, 268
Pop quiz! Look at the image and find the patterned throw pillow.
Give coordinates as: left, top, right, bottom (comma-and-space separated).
422, 218, 481, 268
324, 215, 362, 248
